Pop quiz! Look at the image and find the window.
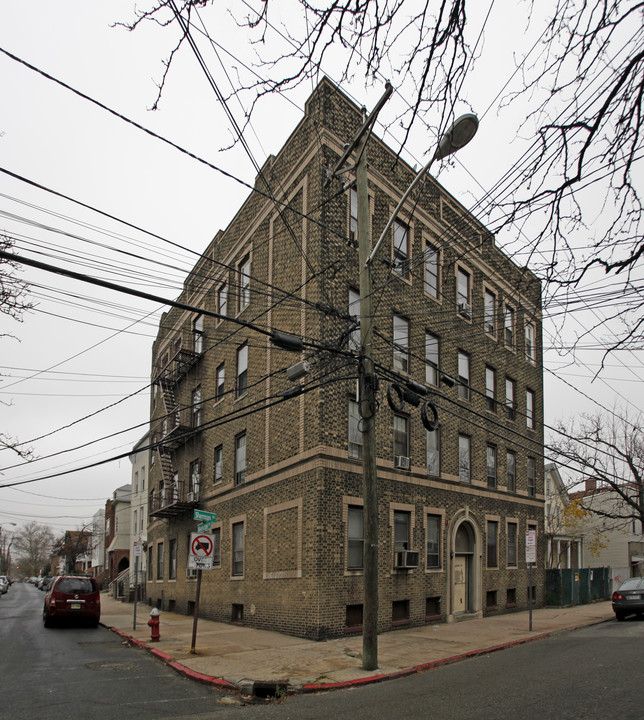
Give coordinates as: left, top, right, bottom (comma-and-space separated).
393, 414, 409, 462
393, 220, 409, 276
238, 255, 250, 311
214, 445, 223, 482
141, 466, 145, 491
218, 283, 227, 317
425, 241, 439, 298
506, 450, 516, 492
457, 351, 470, 400
156, 542, 164, 580
348, 288, 360, 350
193, 314, 204, 354
527, 457, 536, 496
169, 539, 177, 580
134, 471, 139, 494
347, 506, 364, 570
427, 514, 441, 569
525, 322, 535, 362
487, 521, 498, 567
484, 290, 496, 334
504, 305, 515, 348
192, 386, 202, 427
350, 187, 358, 240
485, 366, 496, 412
393, 315, 409, 373
232, 522, 244, 576
505, 377, 516, 420
140, 507, 145, 532
487, 444, 497, 488
216, 363, 225, 401
425, 333, 439, 386
189, 459, 200, 497
212, 527, 221, 566
426, 426, 440, 476
459, 435, 471, 483
394, 510, 411, 550
507, 522, 518, 567
348, 399, 362, 460
147, 546, 153, 580
457, 268, 471, 312
236, 343, 248, 397
526, 389, 535, 429
133, 509, 137, 535
235, 433, 246, 485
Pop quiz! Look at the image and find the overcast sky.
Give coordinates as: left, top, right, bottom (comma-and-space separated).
0, 1, 642, 538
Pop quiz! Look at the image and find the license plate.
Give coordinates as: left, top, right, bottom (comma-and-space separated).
70, 602, 81, 610
630, 594, 641, 600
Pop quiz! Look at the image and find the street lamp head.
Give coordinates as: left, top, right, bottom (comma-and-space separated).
434, 113, 479, 161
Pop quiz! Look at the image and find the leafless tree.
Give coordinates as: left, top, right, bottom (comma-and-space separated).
118, 1, 643, 356
0, 235, 34, 461
550, 409, 644, 530
13, 521, 55, 578
53, 526, 93, 575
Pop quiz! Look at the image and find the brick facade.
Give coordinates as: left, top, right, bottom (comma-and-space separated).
146, 78, 545, 639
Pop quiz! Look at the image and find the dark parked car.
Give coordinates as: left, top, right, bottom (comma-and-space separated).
612, 577, 644, 621
43, 576, 101, 628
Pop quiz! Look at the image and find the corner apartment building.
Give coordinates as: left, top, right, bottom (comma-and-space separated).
146, 78, 544, 639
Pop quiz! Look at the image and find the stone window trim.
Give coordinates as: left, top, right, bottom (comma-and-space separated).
390, 214, 414, 283
343, 496, 365, 576
483, 285, 497, 336
230, 514, 246, 580
424, 237, 442, 301
485, 515, 501, 569
263, 498, 303, 580
424, 506, 446, 573
506, 517, 519, 569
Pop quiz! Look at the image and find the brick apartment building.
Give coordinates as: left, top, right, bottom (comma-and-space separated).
145, 78, 545, 639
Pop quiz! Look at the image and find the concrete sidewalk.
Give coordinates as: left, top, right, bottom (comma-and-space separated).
100, 595, 614, 696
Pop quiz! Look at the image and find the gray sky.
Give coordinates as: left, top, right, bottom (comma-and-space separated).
0, 1, 642, 536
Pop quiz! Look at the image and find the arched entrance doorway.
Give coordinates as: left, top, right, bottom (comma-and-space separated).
453, 522, 475, 614
449, 515, 481, 620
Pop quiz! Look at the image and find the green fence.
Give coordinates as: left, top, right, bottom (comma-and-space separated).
545, 567, 611, 607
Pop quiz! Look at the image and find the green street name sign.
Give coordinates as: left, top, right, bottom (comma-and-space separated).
197, 521, 213, 533
194, 509, 217, 522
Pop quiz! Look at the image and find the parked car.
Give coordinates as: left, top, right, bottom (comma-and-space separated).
43, 576, 101, 628
612, 577, 644, 620
0, 577, 8, 594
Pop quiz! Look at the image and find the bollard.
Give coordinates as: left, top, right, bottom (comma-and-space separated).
147, 607, 161, 642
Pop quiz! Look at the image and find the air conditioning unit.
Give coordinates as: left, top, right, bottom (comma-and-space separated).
395, 550, 420, 569
458, 302, 472, 318
485, 322, 495, 334
394, 455, 410, 470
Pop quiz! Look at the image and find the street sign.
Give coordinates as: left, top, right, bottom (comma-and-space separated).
133, 541, 142, 558
525, 529, 537, 564
197, 521, 213, 533
193, 509, 217, 522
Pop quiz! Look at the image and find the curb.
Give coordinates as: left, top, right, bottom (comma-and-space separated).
104, 615, 613, 697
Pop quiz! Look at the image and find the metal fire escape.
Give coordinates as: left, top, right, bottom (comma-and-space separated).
149, 346, 202, 519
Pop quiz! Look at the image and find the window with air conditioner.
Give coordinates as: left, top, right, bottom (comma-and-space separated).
393, 415, 409, 469
457, 268, 471, 317
484, 289, 496, 335
236, 343, 248, 398
393, 220, 409, 276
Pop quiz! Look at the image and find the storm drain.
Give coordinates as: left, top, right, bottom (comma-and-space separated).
252, 681, 289, 699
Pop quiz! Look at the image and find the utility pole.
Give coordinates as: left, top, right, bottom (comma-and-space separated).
356, 127, 379, 671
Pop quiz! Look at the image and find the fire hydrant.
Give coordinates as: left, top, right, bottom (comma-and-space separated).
148, 607, 161, 642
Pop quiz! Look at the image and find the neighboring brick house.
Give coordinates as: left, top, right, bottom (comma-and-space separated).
146, 78, 545, 639
104, 484, 132, 585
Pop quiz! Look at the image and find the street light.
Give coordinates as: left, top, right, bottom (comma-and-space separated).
352, 100, 478, 671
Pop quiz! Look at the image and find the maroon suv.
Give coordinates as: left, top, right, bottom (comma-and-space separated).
43, 576, 101, 628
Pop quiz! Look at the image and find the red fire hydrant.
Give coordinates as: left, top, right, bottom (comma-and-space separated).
148, 607, 161, 642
